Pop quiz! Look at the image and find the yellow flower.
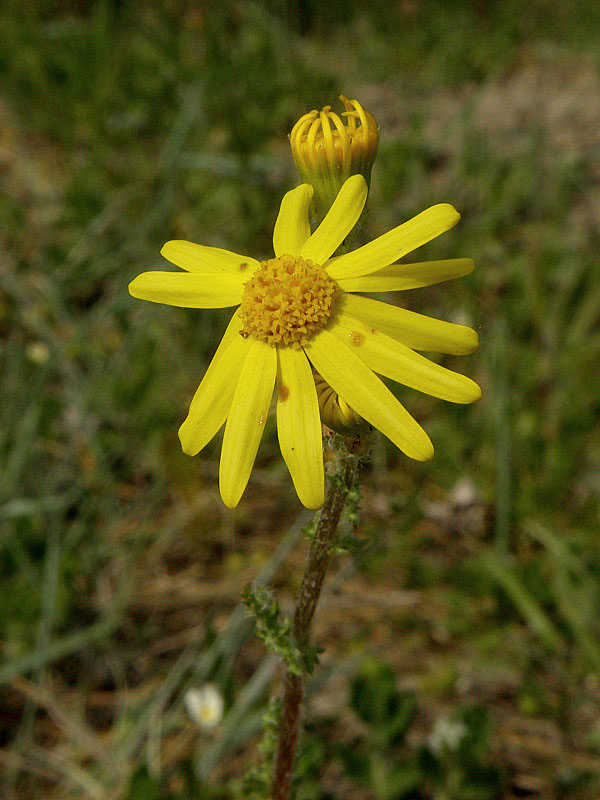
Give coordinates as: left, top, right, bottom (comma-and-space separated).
129, 176, 480, 510
290, 95, 379, 222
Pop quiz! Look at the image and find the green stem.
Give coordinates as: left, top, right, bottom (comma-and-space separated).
270, 442, 359, 800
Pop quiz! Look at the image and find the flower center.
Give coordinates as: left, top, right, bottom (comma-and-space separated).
239, 255, 339, 347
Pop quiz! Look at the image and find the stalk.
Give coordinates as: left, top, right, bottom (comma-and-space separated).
270, 442, 359, 800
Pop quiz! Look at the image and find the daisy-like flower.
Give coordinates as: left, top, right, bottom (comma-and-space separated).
129, 175, 480, 510
184, 684, 224, 730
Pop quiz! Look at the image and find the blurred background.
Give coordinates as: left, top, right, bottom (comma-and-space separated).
1, 1, 599, 797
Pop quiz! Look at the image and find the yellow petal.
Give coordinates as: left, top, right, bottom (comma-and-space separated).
305, 329, 434, 461
337, 258, 475, 293
327, 204, 461, 280
331, 316, 481, 403
301, 175, 368, 265
273, 184, 314, 258
276, 348, 324, 509
219, 340, 277, 508
161, 240, 259, 274
339, 293, 479, 355
178, 313, 247, 456
128, 271, 244, 308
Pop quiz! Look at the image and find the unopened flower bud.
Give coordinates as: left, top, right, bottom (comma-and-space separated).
313, 370, 370, 435
290, 95, 379, 223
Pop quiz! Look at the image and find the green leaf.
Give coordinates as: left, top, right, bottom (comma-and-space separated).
127, 766, 160, 800
242, 584, 303, 674
350, 659, 416, 745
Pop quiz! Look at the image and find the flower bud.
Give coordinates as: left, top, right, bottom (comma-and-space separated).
290, 95, 379, 222
313, 370, 370, 436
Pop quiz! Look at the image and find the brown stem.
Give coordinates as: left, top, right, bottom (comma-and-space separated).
270, 443, 359, 800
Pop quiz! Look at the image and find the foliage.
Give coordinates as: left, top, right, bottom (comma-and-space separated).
126, 762, 229, 800
344, 660, 502, 800
242, 584, 304, 674
239, 699, 281, 800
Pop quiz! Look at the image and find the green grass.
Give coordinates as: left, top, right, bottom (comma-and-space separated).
1, 1, 600, 798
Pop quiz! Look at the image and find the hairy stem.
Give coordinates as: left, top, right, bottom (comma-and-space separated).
270, 442, 359, 800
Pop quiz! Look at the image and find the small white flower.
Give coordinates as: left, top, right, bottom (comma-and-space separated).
184, 684, 224, 730
428, 716, 468, 754
450, 476, 479, 508
25, 341, 50, 364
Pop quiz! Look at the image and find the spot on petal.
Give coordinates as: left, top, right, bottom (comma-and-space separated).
239, 262, 249, 272
278, 383, 290, 402
349, 331, 365, 346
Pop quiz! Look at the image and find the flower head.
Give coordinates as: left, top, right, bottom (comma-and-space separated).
428, 715, 468, 754
290, 95, 379, 222
184, 685, 224, 730
313, 370, 368, 435
129, 175, 480, 510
